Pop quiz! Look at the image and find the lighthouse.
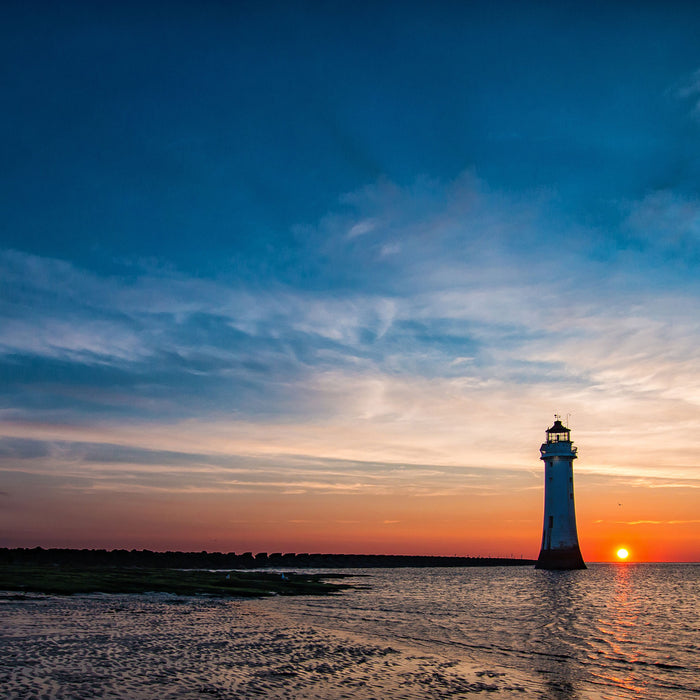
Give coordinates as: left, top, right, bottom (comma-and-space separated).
535, 416, 586, 570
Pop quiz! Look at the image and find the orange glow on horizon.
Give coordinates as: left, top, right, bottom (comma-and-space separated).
3, 479, 700, 561
2, 416, 700, 562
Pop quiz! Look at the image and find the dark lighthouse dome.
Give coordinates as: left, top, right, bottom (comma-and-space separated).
546, 418, 570, 443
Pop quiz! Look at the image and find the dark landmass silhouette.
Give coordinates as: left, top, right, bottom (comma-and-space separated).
1, 547, 535, 569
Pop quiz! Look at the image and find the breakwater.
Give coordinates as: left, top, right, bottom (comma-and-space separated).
1, 548, 535, 569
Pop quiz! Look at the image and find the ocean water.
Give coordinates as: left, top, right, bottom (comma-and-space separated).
1, 563, 698, 699
271, 563, 699, 699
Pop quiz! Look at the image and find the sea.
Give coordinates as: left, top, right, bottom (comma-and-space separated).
1, 563, 698, 699
274, 563, 700, 699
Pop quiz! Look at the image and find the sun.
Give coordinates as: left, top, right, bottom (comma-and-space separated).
616, 548, 629, 560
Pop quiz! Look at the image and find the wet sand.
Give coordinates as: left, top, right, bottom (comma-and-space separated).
0, 592, 529, 699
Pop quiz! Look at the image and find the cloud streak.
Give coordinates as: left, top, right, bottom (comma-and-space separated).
3, 172, 700, 490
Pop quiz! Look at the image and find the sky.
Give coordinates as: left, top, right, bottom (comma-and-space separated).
1, 1, 700, 562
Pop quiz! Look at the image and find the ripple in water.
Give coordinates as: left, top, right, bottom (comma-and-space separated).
273, 563, 700, 700
1, 563, 697, 699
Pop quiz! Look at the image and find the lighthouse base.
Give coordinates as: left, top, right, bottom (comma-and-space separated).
535, 546, 586, 570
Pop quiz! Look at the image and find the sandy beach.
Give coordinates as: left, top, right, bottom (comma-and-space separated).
0, 591, 529, 699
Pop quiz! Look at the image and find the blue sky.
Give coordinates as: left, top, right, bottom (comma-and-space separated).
2, 2, 700, 558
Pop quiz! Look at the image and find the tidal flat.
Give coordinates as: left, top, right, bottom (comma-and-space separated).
0, 588, 527, 700
0, 564, 351, 597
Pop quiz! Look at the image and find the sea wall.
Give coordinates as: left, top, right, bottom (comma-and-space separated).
0, 547, 535, 569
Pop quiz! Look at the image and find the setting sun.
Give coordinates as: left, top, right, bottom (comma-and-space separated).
616, 548, 629, 560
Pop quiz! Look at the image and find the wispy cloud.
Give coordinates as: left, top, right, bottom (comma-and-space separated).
3, 172, 700, 495
347, 218, 379, 239
624, 190, 700, 259
0, 434, 536, 498
617, 520, 700, 525
676, 67, 700, 117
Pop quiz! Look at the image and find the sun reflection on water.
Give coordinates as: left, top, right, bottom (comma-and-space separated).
589, 564, 647, 696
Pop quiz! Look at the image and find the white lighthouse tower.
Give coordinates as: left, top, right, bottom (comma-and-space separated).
535, 416, 586, 570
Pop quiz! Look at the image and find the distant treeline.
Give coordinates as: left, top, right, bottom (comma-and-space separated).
0, 548, 535, 569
